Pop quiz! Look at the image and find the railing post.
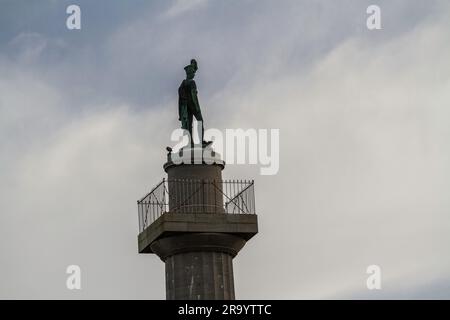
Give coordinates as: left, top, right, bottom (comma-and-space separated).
162, 178, 166, 217
202, 179, 205, 214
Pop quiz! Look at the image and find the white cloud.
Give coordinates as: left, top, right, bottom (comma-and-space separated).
10, 33, 47, 60
164, 0, 209, 18
229, 7, 450, 298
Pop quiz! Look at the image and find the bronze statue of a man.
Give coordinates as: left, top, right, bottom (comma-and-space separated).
178, 59, 208, 146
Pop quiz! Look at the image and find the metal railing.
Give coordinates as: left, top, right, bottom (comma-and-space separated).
137, 179, 255, 232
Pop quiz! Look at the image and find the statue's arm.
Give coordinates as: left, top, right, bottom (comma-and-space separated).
191, 81, 201, 114
178, 96, 182, 120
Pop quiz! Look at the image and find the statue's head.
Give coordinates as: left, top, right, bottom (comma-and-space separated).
190, 59, 198, 71
184, 59, 198, 80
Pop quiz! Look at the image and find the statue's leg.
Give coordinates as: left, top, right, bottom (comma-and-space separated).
180, 104, 189, 130
188, 113, 194, 146
194, 112, 204, 144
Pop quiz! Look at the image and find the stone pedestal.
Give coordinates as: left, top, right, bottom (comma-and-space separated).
137, 146, 258, 300
151, 233, 245, 299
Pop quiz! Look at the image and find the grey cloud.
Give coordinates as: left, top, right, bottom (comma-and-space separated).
1, 0, 450, 299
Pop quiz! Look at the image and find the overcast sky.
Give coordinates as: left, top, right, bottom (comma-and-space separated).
1, 0, 450, 299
